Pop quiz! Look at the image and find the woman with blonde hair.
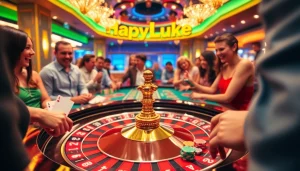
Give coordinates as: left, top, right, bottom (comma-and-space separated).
173, 56, 199, 90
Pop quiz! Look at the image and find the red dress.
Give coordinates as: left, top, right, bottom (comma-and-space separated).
218, 76, 254, 110
218, 76, 253, 171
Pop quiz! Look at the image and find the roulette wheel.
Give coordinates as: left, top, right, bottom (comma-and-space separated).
33, 71, 245, 171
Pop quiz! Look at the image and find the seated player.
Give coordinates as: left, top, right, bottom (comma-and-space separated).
152, 62, 162, 83
187, 33, 255, 110
161, 61, 174, 85
125, 54, 137, 72
79, 54, 102, 93
173, 56, 199, 91
104, 57, 118, 83
40, 41, 93, 104
118, 54, 156, 86
95, 56, 118, 90
197, 51, 218, 87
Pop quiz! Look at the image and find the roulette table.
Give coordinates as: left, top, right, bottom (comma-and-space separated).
72, 86, 221, 109
25, 86, 245, 171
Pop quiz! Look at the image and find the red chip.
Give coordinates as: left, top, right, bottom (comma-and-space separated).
194, 139, 207, 149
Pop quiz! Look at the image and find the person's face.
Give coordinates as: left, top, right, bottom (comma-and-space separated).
195, 58, 201, 67
200, 55, 208, 69
136, 58, 145, 69
130, 56, 137, 65
215, 41, 236, 63
85, 57, 95, 72
179, 60, 189, 70
19, 38, 35, 68
166, 64, 173, 72
55, 44, 73, 68
104, 62, 110, 69
96, 59, 104, 70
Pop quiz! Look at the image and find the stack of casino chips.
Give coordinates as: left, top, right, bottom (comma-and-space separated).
181, 139, 207, 160
180, 146, 196, 161
194, 139, 207, 150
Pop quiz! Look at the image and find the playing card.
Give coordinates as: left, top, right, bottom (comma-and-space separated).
47, 100, 56, 110
51, 95, 74, 116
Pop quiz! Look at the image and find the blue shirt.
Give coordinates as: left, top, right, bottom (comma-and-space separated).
161, 69, 174, 84
96, 68, 112, 89
40, 60, 88, 100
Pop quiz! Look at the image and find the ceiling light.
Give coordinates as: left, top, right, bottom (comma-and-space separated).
254, 14, 259, 19
204, 35, 208, 39
67, 0, 104, 14
222, 28, 226, 31
171, 5, 176, 10
241, 20, 246, 24
52, 16, 57, 19
121, 5, 126, 9
231, 24, 235, 28
216, 31, 219, 34
210, 33, 213, 37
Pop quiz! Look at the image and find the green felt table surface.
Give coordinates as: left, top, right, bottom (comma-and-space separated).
72, 87, 219, 109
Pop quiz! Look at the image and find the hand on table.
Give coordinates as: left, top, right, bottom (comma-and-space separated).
178, 84, 190, 91
190, 92, 205, 99
39, 110, 73, 137
71, 93, 93, 104
209, 110, 248, 159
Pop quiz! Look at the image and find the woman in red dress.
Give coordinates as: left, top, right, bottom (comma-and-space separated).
188, 33, 255, 110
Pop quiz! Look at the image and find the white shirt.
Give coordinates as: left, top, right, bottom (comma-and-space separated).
80, 67, 101, 92
135, 67, 145, 86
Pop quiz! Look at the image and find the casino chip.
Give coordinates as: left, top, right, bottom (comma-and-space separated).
180, 146, 196, 161
194, 139, 207, 150
194, 147, 202, 155
183, 141, 194, 147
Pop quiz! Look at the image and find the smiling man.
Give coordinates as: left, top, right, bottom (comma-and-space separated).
40, 41, 92, 104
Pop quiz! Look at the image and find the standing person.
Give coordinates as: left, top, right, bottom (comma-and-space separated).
209, 1, 300, 171
161, 61, 174, 85
173, 56, 199, 91
152, 62, 162, 82
118, 54, 156, 86
40, 41, 93, 104
125, 54, 137, 72
188, 33, 255, 110
252, 42, 261, 61
79, 54, 102, 93
95, 57, 118, 90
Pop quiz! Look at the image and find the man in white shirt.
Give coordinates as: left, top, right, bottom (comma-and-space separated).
79, 54, 102, 93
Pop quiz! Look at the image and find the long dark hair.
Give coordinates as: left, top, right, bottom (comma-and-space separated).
200, 51, 217, 84
0, 26, 35, 92
79, 54, 95, 68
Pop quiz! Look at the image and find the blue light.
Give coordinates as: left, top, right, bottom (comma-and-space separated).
131, 7, 165, 19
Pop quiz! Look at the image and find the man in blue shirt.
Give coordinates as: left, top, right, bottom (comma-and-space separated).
40, 41, 92, 104
161, 61, 174, 85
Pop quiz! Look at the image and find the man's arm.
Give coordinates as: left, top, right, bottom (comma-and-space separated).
245, 1, 300, 171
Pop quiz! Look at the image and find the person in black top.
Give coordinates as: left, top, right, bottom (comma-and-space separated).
0, 26, 30, 171
0, 25, 74, 170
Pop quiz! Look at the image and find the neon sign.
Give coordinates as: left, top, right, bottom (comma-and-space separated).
106, 22, 192, 40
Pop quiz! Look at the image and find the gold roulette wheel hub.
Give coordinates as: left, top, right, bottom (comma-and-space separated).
98, 70, 194, 162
